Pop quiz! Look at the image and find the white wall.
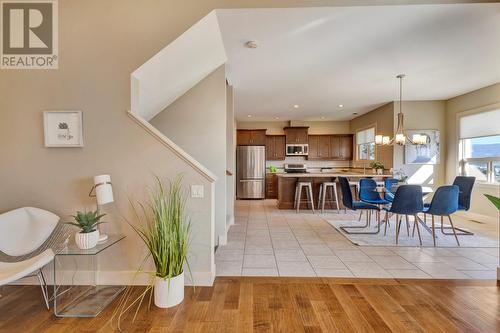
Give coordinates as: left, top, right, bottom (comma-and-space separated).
393, 101, 447, 189
151, 65, 227, 246
445, 83, 500, 219
226, 84, 236, 232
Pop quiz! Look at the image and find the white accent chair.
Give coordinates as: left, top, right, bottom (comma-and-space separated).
0, 207, 70, 309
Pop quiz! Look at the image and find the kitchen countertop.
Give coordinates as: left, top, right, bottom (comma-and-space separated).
275, 172, 393, 178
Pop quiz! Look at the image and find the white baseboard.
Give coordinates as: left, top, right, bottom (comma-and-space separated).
218, 234, 227, 246
227, 214, 235, 227
11, 269, 216, 287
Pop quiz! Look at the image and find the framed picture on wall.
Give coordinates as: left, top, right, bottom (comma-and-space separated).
404, 129, 440, 164
43, 111, 84, 147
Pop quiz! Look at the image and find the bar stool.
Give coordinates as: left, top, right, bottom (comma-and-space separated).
294, 182, 315, 213
318, 181, 340, 213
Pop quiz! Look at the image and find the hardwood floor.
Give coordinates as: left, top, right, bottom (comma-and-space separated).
0, 277, 498, 332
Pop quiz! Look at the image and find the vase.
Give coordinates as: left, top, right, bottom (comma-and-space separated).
376, 169, 383, 175
154, 272, 184, 308
74, 230, 100, 249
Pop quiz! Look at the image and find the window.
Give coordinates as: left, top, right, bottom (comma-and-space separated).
459, 109, 500, 183
356, 127, 375, 161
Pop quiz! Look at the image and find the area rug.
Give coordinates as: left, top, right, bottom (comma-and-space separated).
326, 219, 499, 248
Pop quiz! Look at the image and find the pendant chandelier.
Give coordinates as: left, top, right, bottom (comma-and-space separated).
375, 74, 426, 146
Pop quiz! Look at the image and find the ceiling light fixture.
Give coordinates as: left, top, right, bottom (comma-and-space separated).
338, 104, 344, 108
275, 117, 280, 120
293, 104, 299, 109
375, 74, 425, 146
321, 116, 325, 120
353, 112, 358, 115
244, 40, 258, 49
247, 114, 252, 118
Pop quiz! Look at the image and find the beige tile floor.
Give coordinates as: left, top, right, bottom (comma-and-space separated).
216, 200, 499, 279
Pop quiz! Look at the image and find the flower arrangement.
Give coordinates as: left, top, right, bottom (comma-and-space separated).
392, 168, 409, 183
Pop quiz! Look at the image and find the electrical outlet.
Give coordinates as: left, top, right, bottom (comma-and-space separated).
191, 185, 204, 198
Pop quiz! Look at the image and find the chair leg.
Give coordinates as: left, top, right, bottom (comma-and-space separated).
411, 218, 416, 237
358, 211, 363, 221
384, 211, 389, 236
446, 215, 460, 246
430, 215, 436, 247
318, 185, 323, 213
414, 215, 422, 246
440, 215, 474, 236
395, 214, 400, 244
332, 185, 340, 213
36, 270, 50, 310
405, 215, 410, 236
295, 185, 302, 213
340, 210, 381, 234
321, 184, 326, 213
307, 185, 315, 213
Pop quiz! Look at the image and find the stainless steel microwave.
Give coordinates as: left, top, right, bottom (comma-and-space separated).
286, 144, 309, 156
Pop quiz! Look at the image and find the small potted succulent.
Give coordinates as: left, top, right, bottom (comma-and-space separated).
67, 210, 106, 249
369, 161, 385, 175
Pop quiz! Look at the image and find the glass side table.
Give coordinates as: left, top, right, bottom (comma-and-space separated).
53, 234, 126, 317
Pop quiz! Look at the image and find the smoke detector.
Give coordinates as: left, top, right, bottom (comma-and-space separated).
244, 40, 258, 49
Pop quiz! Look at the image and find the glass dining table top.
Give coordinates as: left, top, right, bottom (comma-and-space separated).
374, 185, 433, 194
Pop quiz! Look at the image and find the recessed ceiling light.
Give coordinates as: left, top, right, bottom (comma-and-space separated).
244, 40, 258, 49
247, 114, 252, 118
338, 104, 344, 108
275, 116, 280, 120
293, 104, 299, 109
321, 116, 325, 120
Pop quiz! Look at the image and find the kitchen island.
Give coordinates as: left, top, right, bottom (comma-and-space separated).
276, 172, 392, 210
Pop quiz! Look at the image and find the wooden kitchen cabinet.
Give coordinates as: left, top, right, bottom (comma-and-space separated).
339, 135, 353, 160
307, 135, 331, 160
266, 173, 278, 199
237, 129, 267, 145
266, 135, 286, 160
330, 135, 341, 159
284, 127, 308, 144
309, 134, 353, 160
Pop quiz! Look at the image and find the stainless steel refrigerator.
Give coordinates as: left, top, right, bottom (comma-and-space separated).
236, 146, 266, 199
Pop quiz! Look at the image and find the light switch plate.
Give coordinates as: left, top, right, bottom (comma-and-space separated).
191, 185, 204, 198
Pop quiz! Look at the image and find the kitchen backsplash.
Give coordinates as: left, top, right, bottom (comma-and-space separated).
266, 156, 350, 170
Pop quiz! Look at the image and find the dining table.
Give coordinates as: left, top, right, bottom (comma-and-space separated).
374, 185, 435, 236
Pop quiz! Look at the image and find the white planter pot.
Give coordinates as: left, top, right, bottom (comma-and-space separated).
376, 169, 383, 175
154, 272, 184, 308
74, 230, 100, 249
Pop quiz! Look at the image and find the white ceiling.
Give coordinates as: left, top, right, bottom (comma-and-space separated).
217, 4, 500, 121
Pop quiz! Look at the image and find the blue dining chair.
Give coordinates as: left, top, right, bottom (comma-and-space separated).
448, 176, 476, 236
383, 185, 424, 245
421, 185, 460, 246
357, 178, 390, 222
338, 177, 381, 234
384, 178, 399, 202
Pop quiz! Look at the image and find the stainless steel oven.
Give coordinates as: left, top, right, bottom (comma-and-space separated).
286, 144, 309, 156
